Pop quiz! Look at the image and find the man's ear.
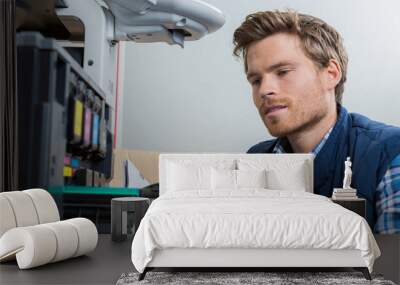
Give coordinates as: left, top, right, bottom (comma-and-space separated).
323, 59, 342, 91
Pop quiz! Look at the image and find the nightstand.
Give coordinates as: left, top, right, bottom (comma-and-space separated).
111, 197, 150, 241
331, 198, 366, 218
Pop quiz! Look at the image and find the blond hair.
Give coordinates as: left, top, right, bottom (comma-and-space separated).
233, 10, 348, 103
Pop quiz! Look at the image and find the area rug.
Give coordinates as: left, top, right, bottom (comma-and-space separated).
116, 271, 396, 285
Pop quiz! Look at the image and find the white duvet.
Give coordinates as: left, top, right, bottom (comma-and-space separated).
131, 189, 380, 273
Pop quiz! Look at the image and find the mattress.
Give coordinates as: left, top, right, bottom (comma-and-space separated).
131, 189, 380, 273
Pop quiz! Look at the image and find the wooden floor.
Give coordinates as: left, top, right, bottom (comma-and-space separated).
0, 234, 134, 285
1, 234, 398, 284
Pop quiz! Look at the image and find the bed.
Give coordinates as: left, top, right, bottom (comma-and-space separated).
131, 153, 380, 280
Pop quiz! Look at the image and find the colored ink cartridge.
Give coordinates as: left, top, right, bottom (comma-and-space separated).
98, 100, 107, 157
91, 96, 101, 151
63, 166, 73, 177
64, 154, 71, 165
68, 80, 85, 145
70, 157, 80, 168
82, 89, 94, 148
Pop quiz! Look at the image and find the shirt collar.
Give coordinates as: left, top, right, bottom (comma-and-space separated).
272, 125, 335, 156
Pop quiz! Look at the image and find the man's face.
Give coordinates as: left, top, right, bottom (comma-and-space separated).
246, 33, 333, 137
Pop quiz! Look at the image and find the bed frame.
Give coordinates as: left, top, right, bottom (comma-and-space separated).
140, 248, 371, 280
138, 153, 372, 281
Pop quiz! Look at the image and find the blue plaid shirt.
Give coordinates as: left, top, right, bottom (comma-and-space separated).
272, 128, 400, 234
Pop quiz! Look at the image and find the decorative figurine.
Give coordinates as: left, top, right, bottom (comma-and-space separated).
343, 157, 353, 189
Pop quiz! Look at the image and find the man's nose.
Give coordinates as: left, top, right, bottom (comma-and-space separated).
260, 91, 275, 100
259, 77, 276, 99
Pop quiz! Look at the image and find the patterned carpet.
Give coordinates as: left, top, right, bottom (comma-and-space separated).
116, 271, 396, 285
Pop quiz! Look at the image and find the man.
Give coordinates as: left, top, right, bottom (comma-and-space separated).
233, 10, 400, 233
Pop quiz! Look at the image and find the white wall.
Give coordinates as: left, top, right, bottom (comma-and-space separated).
119, 0, 400, 152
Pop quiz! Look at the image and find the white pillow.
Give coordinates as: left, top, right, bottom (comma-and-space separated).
237, 169, 267, 188
266, 168, 308, 192
211, 168, 236, 190
168, 163, 210, 191
238, 158, 310, 192
166, 160, 236, 191
211, 169, 267, 190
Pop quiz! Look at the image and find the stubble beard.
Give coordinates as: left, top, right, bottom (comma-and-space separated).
261, 106, 327, 138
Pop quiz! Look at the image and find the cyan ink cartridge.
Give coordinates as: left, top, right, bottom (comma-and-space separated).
70, 157, 80, 168
91, 96, 101, 151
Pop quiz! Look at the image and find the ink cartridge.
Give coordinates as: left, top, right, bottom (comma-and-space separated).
92, 170, 100, 187
73, 168, 93, 186
63, 166, 73, 185
91, 96, 101, 151
63, 166, 73, 177
68, 79, 85, 145
70, 157, 80, 168
64, 154, 71, 166
98, 100, 107, 157
99, 173, 106, 186
82, 89, 93, 148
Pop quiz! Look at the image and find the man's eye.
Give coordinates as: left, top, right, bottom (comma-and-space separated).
277, 70, 290, 76
251, 79, 260, 86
